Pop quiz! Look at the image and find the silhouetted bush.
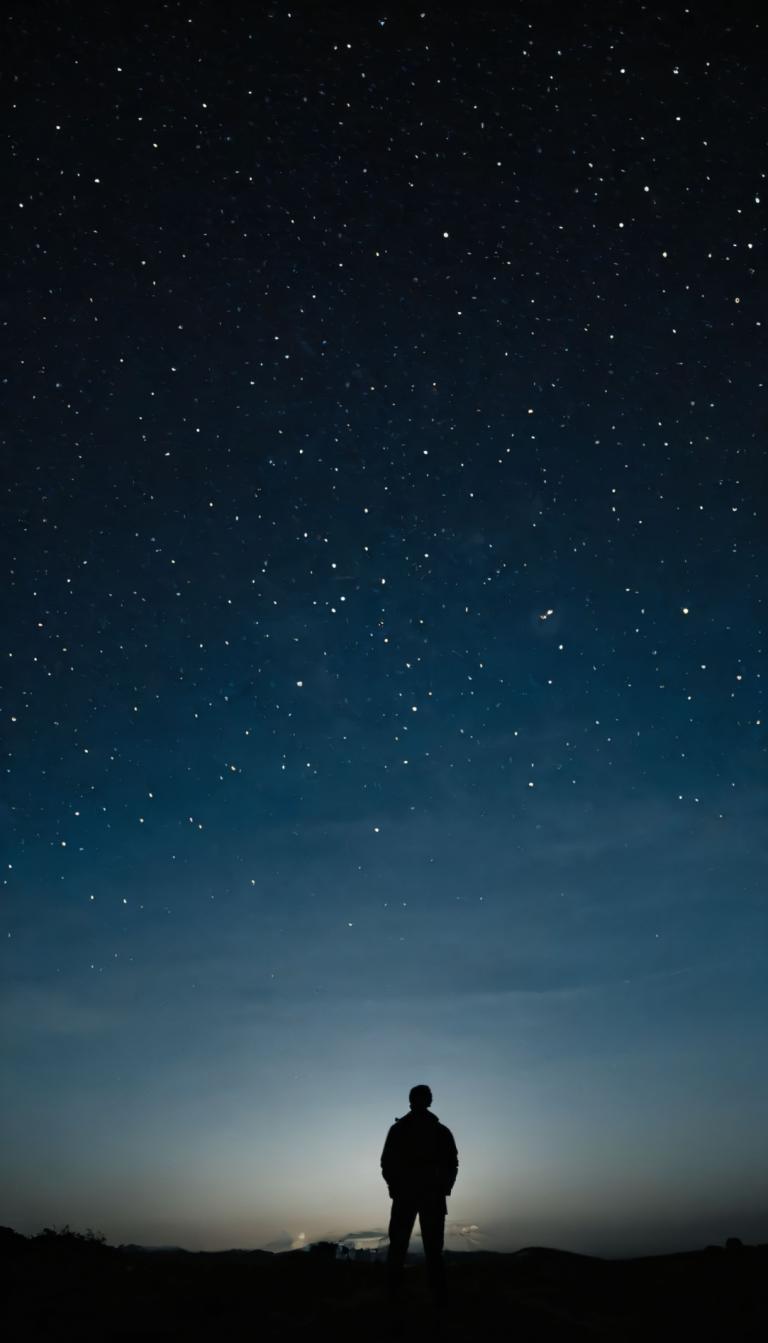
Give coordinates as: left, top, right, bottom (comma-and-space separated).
308, 1240, 338, 1260
34, 1224, 108, 1252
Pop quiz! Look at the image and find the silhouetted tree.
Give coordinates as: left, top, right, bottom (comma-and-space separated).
35, 1225, 107, 1250
308, 1240, 337, 1260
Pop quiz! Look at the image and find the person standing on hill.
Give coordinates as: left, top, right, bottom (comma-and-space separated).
381, 1084, 459, 1301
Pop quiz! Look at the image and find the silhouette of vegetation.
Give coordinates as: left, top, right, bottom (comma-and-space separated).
307, 1240, 338, 1260
35, 1224, 107, 1247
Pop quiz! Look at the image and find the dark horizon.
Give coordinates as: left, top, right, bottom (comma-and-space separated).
6, 1220, 766, 1338
4, 1222, 765, 1264
2, 2, 767, 1262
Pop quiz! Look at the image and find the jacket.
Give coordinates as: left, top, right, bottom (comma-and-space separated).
380, 1109, 459, 1202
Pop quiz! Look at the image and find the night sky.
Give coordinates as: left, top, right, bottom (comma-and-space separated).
3, 3, 767, 1258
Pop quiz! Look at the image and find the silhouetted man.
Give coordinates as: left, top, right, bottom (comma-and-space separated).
381, 1084, 459, 1300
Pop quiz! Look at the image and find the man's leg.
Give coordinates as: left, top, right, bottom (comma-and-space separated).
419, 1198, 447, 1300
387, 1197, 417, 1295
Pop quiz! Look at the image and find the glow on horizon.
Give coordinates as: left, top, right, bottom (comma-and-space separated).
3, 991, 768, 1257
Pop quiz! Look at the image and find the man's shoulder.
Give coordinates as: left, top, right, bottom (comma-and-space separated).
420, 1113, 456, 1145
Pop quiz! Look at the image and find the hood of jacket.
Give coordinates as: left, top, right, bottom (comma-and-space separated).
395, 1109, 441, 1126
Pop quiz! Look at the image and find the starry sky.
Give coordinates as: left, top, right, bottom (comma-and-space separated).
2, 3, 767, 1258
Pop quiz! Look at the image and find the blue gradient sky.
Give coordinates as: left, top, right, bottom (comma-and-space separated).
4, 786, 767, 1253
2, 4, 767, 1255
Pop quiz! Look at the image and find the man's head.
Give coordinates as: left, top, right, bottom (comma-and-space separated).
409, 1084, 433, 1111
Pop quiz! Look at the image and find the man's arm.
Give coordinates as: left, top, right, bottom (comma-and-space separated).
443, 1128, 459, 1195
380, 1125, 398, 1194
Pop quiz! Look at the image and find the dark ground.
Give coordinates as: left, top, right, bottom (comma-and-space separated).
1, 1227, 765, 1340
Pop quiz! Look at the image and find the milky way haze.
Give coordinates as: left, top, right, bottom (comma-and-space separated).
2, 3, 766, 1256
